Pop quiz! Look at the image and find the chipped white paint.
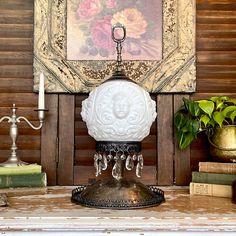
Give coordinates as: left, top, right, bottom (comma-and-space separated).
0, 186, 236, 235
2, 233, 236, 236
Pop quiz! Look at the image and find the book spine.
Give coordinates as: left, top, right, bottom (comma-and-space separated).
0, 173, 47, 188
199, 162, 236, 174
192, 171, 236, 185
189, 182, 232, 198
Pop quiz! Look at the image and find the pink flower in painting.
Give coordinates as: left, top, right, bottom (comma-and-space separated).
106, 0, 116, 8
77, 0, 102, 21
91, 15, 115, 52
111, 8, 147, 38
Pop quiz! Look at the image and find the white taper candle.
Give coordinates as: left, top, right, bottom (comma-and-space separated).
38, 72, 45, 109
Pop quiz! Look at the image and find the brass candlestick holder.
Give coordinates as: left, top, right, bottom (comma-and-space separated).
0, 104, 47, 167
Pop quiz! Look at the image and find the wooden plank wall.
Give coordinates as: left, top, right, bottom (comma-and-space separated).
0, 0, 236, 186
0, 0, 40, 164
174, 0, 236, 185
191, 0, 236, 176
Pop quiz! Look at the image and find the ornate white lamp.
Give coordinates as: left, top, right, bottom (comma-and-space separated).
72, 24, 164, 209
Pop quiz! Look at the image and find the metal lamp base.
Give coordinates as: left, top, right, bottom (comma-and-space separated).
72, 178, 165, 209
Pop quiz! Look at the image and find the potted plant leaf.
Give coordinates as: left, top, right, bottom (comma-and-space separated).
174, 96, 236, 162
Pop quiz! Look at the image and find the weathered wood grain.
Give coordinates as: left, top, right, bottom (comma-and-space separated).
196, 79, 236, 93
0, 9, 33, 24
197, 24, 236, 38
197, 0, 236, 10
1, 186, 236, 234
197, 51, 236, 65
0, 0, 33, 10
173, 95, 191, 185
0, 78, 33, 93
41, 95, 58, 185
58, 95, 75, 185
0, 135, 40, 148
0, 65, 32, 78
0, 52, 33, 65
197, 38, 236, 51
0, 38, 33, 51
197, 11, 236, 24
0, 93, 37, 107
157, 94, 174, 185
0, 24, 33, 38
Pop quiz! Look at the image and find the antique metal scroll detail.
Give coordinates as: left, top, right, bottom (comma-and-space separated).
95, 142, 143, 180
71, 185, 165, 209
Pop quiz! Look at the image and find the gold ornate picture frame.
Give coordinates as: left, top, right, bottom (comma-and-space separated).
34, 0, 196, 93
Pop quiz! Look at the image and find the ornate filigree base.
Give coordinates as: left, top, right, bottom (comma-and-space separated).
94, 141, 144, 179
71, 178, 165, 209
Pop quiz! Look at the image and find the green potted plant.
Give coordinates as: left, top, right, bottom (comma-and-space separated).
174, 96, 236, 161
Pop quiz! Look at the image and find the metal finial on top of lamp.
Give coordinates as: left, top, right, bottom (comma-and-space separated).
72, 23, 164, 209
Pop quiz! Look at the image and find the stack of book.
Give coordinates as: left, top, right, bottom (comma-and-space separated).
189, 162, 236, 198
0, 164, 47, 196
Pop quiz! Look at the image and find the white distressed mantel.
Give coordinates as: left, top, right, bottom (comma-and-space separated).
0, 186, 236, 235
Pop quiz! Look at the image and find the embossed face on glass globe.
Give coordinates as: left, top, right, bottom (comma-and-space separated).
112, 93, 130, 119
81, 79, 156, 142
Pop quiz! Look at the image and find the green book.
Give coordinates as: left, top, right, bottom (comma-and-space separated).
0, 172, 47, 188
192, 171, 236, 185
0, 164, 42, 175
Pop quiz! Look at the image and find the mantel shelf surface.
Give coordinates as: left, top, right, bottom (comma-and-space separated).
1, 186, 236, 235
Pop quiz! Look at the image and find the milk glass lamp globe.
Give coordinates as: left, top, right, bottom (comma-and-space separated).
72, 24, 164, 209
81, 79, 156, 142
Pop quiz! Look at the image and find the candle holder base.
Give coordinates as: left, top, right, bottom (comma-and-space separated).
72, 178, 165, 209
0, 159, 28, 167
0, 104, 47, 167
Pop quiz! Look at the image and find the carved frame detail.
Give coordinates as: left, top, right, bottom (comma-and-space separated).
34, 0, 196, 93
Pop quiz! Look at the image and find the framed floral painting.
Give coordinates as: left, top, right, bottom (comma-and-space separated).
67, 0, 162, 61
34, 0, 196, 93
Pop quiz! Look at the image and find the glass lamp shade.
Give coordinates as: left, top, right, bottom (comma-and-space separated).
81, 79, 156, 142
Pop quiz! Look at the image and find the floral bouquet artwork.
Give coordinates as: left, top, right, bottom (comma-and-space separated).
67, 0, 162, 61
